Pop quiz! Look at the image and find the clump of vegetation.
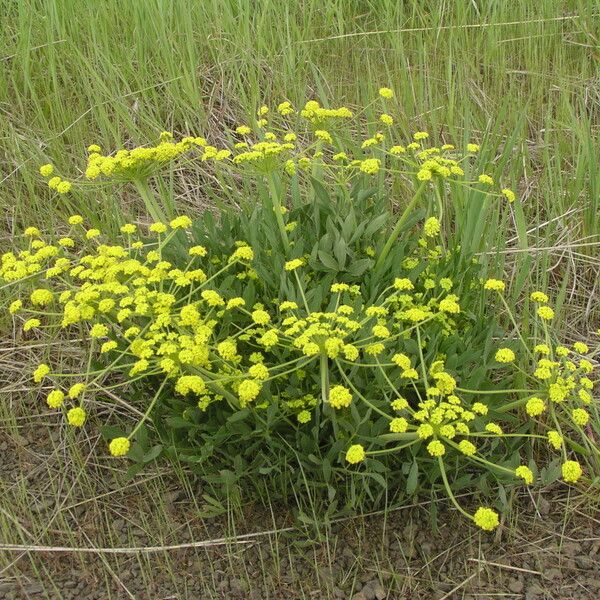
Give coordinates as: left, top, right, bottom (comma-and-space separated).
3, 90, 598, 532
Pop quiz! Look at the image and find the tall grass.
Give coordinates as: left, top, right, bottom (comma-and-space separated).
1, 1, 597, 233
0, 1, 597, 352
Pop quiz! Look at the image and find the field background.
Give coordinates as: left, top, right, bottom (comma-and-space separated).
2, 0, 599, 323
1, 1, 599, 598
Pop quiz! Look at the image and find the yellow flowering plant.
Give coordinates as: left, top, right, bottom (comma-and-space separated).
4, 89, 598, 532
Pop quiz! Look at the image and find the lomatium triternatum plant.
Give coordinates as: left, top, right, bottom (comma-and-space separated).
3, 88, 598, 532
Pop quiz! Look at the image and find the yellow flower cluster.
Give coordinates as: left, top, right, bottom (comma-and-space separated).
5, 217, 274, 450
299, 100, 353, 125
473, 507, 499, 531
383, 361, 502, 460
346, 444, 366, 464
328, 385, 352, 409
413, 147, 466, 182
6, 211, 497, 468
39, 163, 72, 194
495, 348, 516, 363
232, 140, 295, 172
7, 209, 595, 533
0, 237, 60, 281
284, 308, 362, 359
524, 340, 595, 447
83, 135, 217, 181
37, 89, 515, 209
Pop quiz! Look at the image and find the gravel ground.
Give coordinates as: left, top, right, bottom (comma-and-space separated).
1, 345, 599, 599
1, 420, 599, 600
1, 496, 599, 599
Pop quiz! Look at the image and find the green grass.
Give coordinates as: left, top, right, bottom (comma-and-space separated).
1, 0, 598, 325
0, 1, 599, 596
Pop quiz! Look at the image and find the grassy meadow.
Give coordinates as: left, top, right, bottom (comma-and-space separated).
1, 1, 599, 598
2, 1, 599, 320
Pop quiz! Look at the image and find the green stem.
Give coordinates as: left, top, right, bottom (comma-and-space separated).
415, 326, 429, 389
446, 439, 516, 476
374, 181, 427, 272
134, 179, 167, 223
335, 360, 391, 419
265, 358, 316, 383
375, 358, 416, 416
498, 294, 534, 360
497, 397, 532, 413
128, 377, 168, 439
456, 387, 532, 395
437, 457, 473, 520
192, 366, 239, 407
367, 439, 419, 456
321, 353, 340, 438
172, 259, 239, 307
549, 404, 568, 462
266, 174, 289, 250
294, 270, 310, 313
320, 354, 329, 406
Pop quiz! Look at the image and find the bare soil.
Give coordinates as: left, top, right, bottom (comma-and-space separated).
1, 419, 599, 599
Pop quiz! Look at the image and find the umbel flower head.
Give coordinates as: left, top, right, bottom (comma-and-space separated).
346, 444, 366, 464
109, 437, 131, 457
495, 348, 515, 363
329, 385, 352, 409
67, 407, 86, 427
473, 507, 499, 531
515, 465, 534, 485
562, 461, 582, 483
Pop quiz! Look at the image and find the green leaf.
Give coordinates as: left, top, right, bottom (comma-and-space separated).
310, 177, 331, 205
407, 460, 419, 495
364, 213, 389, 237
166, 416, 193, 429
341, 211, 357, 241
99, 425, 124, 441
347, 258, 372, 276
128, 443, 146, 462
227, 408, 250, 423
143, 444, 163, 463
124, 463, 146, 481
365, 471, 387, 488
333, 237, 347, 268
317, 250, 339, 271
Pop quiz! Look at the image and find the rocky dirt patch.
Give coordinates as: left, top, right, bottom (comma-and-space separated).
1, 351, 599, 599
